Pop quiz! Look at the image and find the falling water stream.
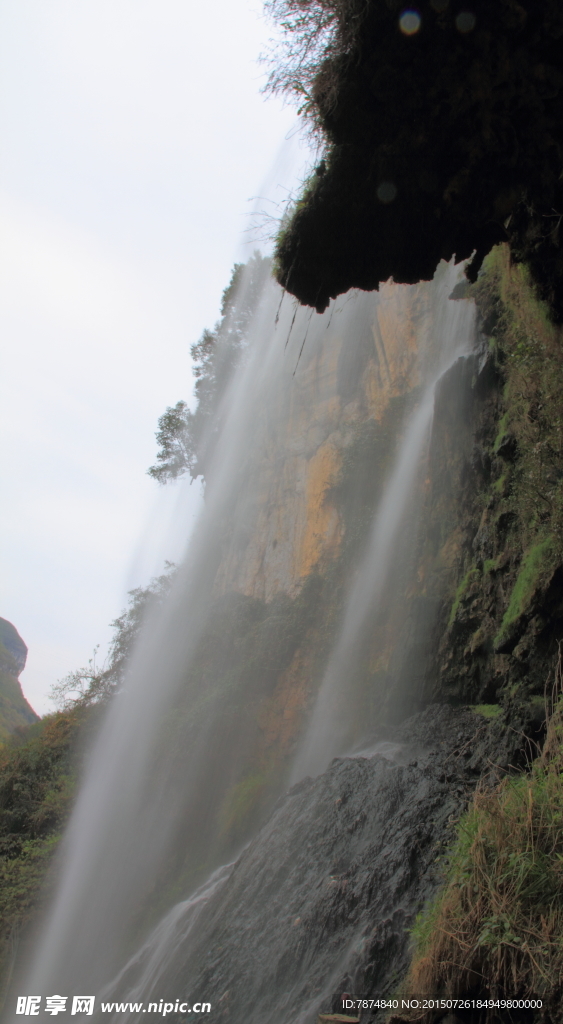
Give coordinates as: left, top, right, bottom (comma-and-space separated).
100, 864, 234, 1010
292, 270, 476, 780
17, 258, 477, 1018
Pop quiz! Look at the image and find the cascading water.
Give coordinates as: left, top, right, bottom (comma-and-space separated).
99, 864, 233, 1012
291, 267, 476, 780
14, 257, 478, 1021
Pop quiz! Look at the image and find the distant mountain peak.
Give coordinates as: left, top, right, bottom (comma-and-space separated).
0, 618, 28, 677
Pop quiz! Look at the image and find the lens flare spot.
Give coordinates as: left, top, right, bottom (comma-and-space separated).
455, 10, 476, 32
399, 9, 421, 34
377, 181, 398, 204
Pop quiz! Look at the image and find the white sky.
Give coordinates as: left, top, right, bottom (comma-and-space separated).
0, 0, 310, 715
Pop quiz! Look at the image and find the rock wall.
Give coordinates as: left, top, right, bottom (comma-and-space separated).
213, 281, 429, 602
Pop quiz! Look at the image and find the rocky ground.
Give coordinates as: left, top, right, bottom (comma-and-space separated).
109, 703, 528, 1024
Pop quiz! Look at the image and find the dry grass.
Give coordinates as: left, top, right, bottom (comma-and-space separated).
407, 653, 563, 1007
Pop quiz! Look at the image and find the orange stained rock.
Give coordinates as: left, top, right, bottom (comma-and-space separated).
215, 280, 434, 600
294, 440, 343, 582
374, 284, 424, 386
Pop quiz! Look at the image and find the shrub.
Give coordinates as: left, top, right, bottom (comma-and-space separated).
148, 254, 271, 483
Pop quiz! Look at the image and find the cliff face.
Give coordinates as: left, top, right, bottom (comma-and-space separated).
426, 250, 563, 723
214, 281, 435, 602
215, 246, 563, 731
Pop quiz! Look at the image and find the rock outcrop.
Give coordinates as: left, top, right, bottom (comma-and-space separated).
0, 620, 38, 741
270, 1, 563, 317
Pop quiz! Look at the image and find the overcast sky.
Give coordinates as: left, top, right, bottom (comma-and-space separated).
0, 0, 310, 714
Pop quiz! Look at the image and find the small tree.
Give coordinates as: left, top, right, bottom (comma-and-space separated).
148, 253, 271, 484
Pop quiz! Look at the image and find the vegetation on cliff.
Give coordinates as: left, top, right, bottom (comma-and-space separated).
265, 0, 563, 314
0, 711, 80, 1000
148, 253, 270, 484
430, 245, 563, 713
393, 247, 563, 1014
407, 678, 563, 1012
476, 252, 563, 554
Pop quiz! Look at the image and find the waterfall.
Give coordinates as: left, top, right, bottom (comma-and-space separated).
17, 260, 477, 1009
22, 265, 292, 997
291, 265, 476, 780
98, 863, 233, 1021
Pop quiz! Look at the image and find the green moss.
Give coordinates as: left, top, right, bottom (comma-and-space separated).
492, 473, 508, 496
219, 767, 275, 839
448, 567, 481, 628
469, 704, 502, 719
494, 536, 555, 646
493, 412, 510, 454
483, 554, 502, 574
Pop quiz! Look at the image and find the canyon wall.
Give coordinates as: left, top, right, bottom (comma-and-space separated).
214, 281, 430, 601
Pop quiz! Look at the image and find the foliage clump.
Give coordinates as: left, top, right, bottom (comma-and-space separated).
0, 712, 80, 998
469, 704, 502, 719
148, 253, 270, 483
264, 1, 563, 313
408, 671, 563, 1009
